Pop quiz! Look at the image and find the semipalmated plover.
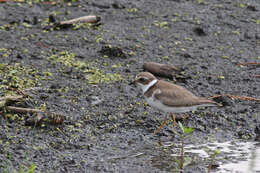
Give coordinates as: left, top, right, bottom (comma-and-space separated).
132, 72, 219, 134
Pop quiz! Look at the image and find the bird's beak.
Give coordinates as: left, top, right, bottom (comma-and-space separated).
129, 79, 137, 85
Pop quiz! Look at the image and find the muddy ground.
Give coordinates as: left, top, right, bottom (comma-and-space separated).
0, 0, 259, 172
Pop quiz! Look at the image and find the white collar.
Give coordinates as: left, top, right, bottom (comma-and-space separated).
143, 79, 157, 94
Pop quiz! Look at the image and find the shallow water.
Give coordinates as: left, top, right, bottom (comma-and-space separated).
218, 144, 260, 173
183, 141, 260, 173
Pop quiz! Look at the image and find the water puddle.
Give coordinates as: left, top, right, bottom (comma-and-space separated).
183, 141, 260, 173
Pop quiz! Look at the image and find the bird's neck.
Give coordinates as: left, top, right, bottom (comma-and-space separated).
143, 79, 158, 94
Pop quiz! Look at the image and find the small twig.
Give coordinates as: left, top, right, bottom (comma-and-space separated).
4, 106, 64, 126
1, 95, 64, 126
238, 62, 260, 66
180, 135, 184, 173
8, 87, 29, 97
130, 152, 145, 158
60, 15, 101, 25
6, 106, 43, 113
24, 111, 65, 126
23, 87, 48, 92
253, 75, 260, 78
0, 95, 24, 108
229, 95, 260, 101
208, 150, 219, 173
208, 157, 213, 173
209, 94, 260, 102
41, 1, 57, 5
155, 117, 168, 134
36, 42, 49, 48
0, 95, 24, 102
178, 123, 194, 173
172, 114, 177, 135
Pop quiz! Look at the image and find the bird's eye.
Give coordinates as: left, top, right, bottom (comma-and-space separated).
139, 78, 145, 82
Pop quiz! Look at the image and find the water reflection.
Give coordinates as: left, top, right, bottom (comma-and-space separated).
218, 144, 260, 173
184, 141, 260, 173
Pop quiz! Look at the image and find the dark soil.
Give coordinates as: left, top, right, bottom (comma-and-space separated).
0, 0, 259, 172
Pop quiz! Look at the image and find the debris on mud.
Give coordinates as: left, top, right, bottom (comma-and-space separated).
60, 15, 101, 25
24, 111, 64, 126
238, 62, 260, 67
210, 94, 260, 102
143, 62, 180, 79
1, 95, 65, 126
0, 95, 24, 107
99, 45, 127, 58
0, 0, 259, 172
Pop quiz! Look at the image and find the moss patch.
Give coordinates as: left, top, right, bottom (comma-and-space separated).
48, 51, 122, 84
0, 63, 51, 95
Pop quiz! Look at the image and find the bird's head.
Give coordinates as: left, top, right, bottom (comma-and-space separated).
131, 72, 157, 93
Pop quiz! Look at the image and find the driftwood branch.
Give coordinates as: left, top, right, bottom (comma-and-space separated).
238, 62, 260, 67
253, 75, 260, 78
6, 106, 43, 113
24, 112, 65, 126
0, 95, 24, 108
143, 62, 180, 79
1, 95, 65, 126
210, 94, 260, 102
60, 15, 101, 25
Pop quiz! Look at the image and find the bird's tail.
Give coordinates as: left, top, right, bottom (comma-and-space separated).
198, 98, 222, 107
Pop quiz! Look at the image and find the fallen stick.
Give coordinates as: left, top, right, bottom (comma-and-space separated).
6, 106, 64, 126
0, 95, 24, 108
8, 87, 29, 97
238, 62, 260, 66
209, 94, 260, 102
41, 1, 57, 5
60, 15, 101, 25
1, 95, 65, 126
25, 112, 65, 126
253, 75, 260, 78
6, 106, 43, 113
143, 62, 180, 79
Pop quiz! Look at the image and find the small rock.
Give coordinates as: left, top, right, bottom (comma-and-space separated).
92, 2, 110, 9
16, 53, 23, 59
40, 93, 49, 100
49, 15, 56, 23
182, 53, 192, 59
246, 5, 257, 11
207, 76, 222, 86
112, 2, 125, 9
244, 31, 253, 39
50, 83, 61, 90
0, 144, 3, 154
193, 27, 207, 36
33, 16, 38, 25
254, 126, 260, 141
99, 45, 127, 58
86, 96, 103, 106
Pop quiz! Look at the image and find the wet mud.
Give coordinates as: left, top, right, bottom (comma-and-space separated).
0, 0, 260, 172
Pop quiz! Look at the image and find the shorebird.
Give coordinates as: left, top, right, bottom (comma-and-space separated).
132, 72, 219, 134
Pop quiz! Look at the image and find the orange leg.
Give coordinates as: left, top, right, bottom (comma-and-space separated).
171, 113, 177, 135
155, 117, 168, 134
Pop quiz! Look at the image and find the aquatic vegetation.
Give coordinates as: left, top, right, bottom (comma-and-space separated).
177, 122, 194, 173
0, 63, 51, 95
48, 51, 122, 84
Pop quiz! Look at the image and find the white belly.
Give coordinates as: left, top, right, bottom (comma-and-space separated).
146, 97, 199, 113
